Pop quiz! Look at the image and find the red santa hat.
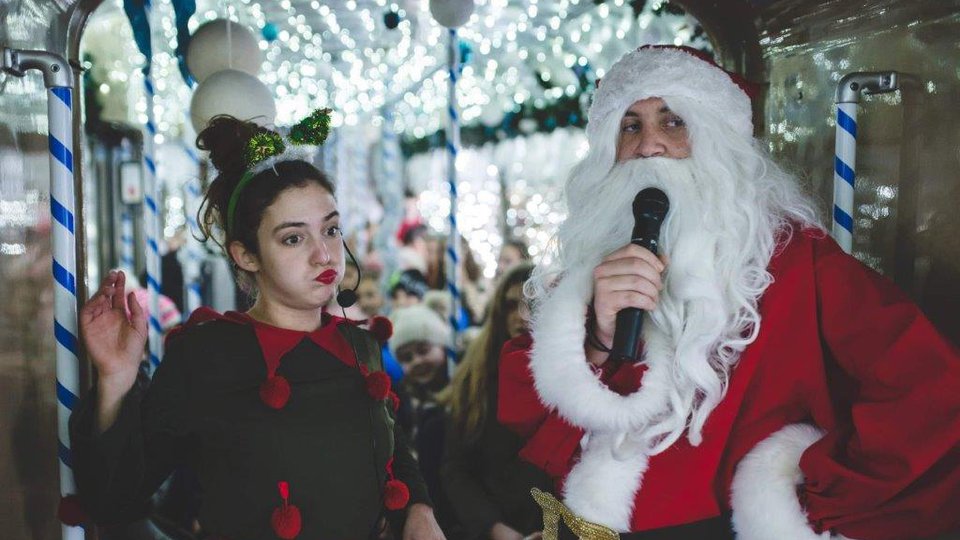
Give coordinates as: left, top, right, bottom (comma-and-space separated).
587, 45, 756, 143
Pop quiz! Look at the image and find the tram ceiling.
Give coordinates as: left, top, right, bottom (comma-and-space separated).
71, 0, 716, 138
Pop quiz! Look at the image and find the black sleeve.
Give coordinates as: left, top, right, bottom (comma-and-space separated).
440, 416, 502, 540
385, 413, 434, 536
392, 424, 432, 507
69, 336, 193, 525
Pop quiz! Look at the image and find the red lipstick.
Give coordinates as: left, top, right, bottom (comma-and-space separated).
316, 269, 338, 285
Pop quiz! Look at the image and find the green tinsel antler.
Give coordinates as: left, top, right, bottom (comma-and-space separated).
243, 130, 286, 168
288, 107, 332, 146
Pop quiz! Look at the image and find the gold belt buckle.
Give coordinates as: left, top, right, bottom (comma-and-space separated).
531, 488, 620, 540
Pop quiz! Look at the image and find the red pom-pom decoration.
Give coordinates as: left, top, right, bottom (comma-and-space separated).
606, 363, 645, 397
271, 504, 302, 539
383, 479, 410, 510
365, 371, 391, 400
271, 481, 302, 539
368, 316, 393, 343
260, 375, 291, 409
388, 391, 400, 412
58, 494, 86, 526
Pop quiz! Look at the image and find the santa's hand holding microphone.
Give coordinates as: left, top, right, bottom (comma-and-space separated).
589, 189, 670, 367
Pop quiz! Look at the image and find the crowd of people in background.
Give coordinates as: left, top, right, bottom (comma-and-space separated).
330, 221, 546, 540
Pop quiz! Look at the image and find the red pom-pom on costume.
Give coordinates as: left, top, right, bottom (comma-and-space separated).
383, 479, 410, 510
388, 391, 400, 412
368, 316, 393, 343
365, 371, 391, 400
260, 375, 291, 409
271, 481, 302, 539
605, 363, 646, 396
271, 504, 302, 539
57, 494, 86, 526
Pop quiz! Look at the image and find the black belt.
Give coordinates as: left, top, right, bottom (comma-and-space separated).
557, 513, 734, 540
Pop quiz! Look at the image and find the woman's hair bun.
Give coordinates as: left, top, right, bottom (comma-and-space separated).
195, 115, 266, 177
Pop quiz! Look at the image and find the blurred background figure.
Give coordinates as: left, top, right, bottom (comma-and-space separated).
390, 269, 430, 309
138, 227, 187, 313
397, 221, 430, 275
353, 269, 405, 384
495, 239, 530, 282
439, 264, 549, 540
389, 304, 457, 534
426, 235, 488, 329
357, 271, 386, 318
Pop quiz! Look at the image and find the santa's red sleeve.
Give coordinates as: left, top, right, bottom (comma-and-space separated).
739, 234, 960, 540
498, 334, 585, 480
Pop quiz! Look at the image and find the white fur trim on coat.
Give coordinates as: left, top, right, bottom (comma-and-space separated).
529, 267, 676, 531
731, 424, 858, 540
529, 267, 674, 434
562, 431, 650, 532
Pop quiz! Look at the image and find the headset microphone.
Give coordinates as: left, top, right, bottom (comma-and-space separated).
332, 240, 390, 538
336, 241, 361, 308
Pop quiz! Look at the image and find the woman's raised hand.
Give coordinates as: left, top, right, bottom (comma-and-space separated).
80, 270, 148, 390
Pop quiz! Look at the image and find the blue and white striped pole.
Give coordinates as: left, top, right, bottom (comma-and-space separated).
143, 74, 163, 368
120, 210, 135, 270
375, 108, 403, 291
2, 47, 84, 539
49, 83, 85, 540
833, 72, 899, 254
832, 102, 857, 252
181, 143, 204, 315
182, 178, 204, 316
445, 28, 462, 363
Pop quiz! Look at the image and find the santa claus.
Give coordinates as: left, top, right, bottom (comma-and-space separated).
499, 45, 960, 540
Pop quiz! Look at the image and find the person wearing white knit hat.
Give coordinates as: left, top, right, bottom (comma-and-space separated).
499, 45, 960, 540
390, 304, 452, 387
389, 304, 457, 532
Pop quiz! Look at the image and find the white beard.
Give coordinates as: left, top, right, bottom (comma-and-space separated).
527, 156, 803, 530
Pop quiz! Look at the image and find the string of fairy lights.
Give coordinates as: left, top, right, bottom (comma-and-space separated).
85, 0, 708, 138
81, 0, 709, 277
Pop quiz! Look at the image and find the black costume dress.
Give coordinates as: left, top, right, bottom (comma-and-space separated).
69, 309, 429, 539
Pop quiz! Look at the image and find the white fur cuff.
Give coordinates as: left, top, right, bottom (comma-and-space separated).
731, 424, 857, 540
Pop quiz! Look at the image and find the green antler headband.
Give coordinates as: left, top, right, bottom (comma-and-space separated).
226, 108, 333, 234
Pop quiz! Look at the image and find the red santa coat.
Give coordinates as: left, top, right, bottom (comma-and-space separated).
499, 229, 960, 539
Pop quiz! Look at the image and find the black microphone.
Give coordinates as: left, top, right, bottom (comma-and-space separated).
336, 242, 361, 308
610, 188, 670, 363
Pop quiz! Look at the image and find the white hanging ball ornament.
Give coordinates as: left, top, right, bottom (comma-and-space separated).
186, 19, 262, 82
479, 101, 505, 127
190, 69, 276, 133
546, 58, 579, 89
429, 0, 475, 28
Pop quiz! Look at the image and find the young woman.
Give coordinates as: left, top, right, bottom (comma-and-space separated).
438, 263, 551, 540
70, 114, 445, 540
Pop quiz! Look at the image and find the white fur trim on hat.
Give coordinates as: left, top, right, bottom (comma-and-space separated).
731, 424, 858, 540
587, 47, 752, 142
389, 304, 452, 355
